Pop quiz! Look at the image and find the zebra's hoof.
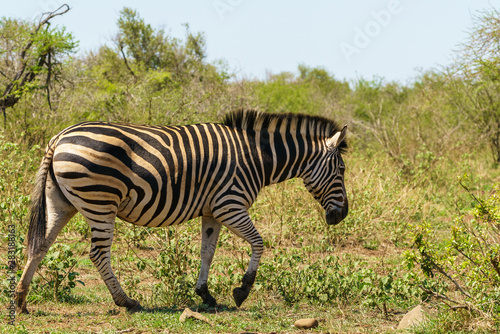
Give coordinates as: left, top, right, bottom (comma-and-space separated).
16, 306, 29, 315
16, 288, 29, 314
203, 295, 217, 308
233, 287, 248, 307
126, 300, 142, 313
196, 283, 217, 307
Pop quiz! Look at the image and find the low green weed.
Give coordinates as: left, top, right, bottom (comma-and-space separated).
29, 244, 85, 303
257, 250, 421, 312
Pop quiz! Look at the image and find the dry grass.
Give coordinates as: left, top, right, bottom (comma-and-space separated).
2, 238, 411, 333
2, 138, 499, 333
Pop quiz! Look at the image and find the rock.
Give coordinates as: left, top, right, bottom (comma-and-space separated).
397, 305, 426, 329
179, 308, 214, 326
294, 318, 319, 329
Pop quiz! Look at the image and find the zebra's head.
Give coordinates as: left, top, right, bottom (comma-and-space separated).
303, 125, 348, 226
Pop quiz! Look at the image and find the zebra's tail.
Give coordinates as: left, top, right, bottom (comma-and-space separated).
27, 143, 56, 258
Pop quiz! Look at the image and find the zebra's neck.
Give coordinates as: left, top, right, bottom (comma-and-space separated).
252, 123, 324, 187
222, 110, 342, 188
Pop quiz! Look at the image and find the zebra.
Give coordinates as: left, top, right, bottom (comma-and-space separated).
16, 110, 348, 313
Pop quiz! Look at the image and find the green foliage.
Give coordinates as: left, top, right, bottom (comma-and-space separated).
122, 225, 153, 249
115, 7, 208, 81
30, 244, 84, 303
151, 229, 198, 306
297, 64, 350, 98
404, 177, 500, 329
247, 67, 350, 119
0, 14, 77, 116
117, 7, 164, 70
122, 226, 199, 307
448, 8, 500, 163
257, 251, 422, 311
0, 136, 40, 245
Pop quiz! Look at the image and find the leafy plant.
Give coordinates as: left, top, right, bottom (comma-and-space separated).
257, 250, 421, 312
404, 176, 500, 329
135, 227, 199, 307
0, 6, 77, 122
30, 244, 84, 303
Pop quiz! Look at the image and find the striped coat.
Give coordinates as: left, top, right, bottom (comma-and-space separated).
16, 110, 348, 313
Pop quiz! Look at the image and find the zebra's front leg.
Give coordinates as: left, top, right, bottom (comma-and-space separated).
195, 216, 221, 307
87, 218, 141, 312
214, 210, 264, 307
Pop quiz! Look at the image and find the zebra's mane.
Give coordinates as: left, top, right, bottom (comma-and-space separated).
222, 109, 347, 153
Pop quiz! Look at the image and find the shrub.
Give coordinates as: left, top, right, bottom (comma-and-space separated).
29, 244, 84, 303
404, 176, 500, 329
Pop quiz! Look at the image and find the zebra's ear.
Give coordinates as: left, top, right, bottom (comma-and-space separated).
327, 125, 347, 149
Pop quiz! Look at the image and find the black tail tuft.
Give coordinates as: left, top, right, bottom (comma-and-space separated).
27, 154, 51, 257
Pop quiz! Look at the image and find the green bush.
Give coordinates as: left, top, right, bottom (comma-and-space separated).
257, 250, 422, 312
29, 244, 84, 303
404, 176, 500, 329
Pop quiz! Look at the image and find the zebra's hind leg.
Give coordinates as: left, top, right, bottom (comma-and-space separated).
16, 172, 77, 314
195, 216, 221, 307
86, 216, 141, 312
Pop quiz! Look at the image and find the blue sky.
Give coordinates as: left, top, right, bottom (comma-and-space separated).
3, 0, 498, 83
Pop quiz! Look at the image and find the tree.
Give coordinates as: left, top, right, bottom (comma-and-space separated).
448, 8, 500, 163
115, 8, 207, 79
0, 4, 77, 125
297, 64, 350, 98
116, 7, 163, 73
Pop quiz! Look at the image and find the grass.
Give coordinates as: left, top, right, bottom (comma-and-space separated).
1, 302, 400, 333
1, 131, 499, 333
10, 303, 403, 333
1, 240, 412, 333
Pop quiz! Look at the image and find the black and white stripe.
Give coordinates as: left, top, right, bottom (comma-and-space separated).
16, 110, 348, 313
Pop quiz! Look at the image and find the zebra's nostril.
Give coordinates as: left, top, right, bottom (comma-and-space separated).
325, 206, 348, 225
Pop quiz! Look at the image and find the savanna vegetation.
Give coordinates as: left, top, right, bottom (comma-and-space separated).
2, 5, 500, 333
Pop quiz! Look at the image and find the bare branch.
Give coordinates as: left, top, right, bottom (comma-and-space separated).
419, 246, 472, 299
118, 41, 136, 78
0, 4, 71, 119
419, 285, 473, 311
432, 260, 472, 299
454, 247, 490, 279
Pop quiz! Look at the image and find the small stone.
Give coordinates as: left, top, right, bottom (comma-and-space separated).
397, 305, 426, 329
294, 318, 319, 329
179, 308, 214, 326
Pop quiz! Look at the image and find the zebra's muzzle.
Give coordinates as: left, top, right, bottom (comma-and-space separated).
325, 205, 348, 225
